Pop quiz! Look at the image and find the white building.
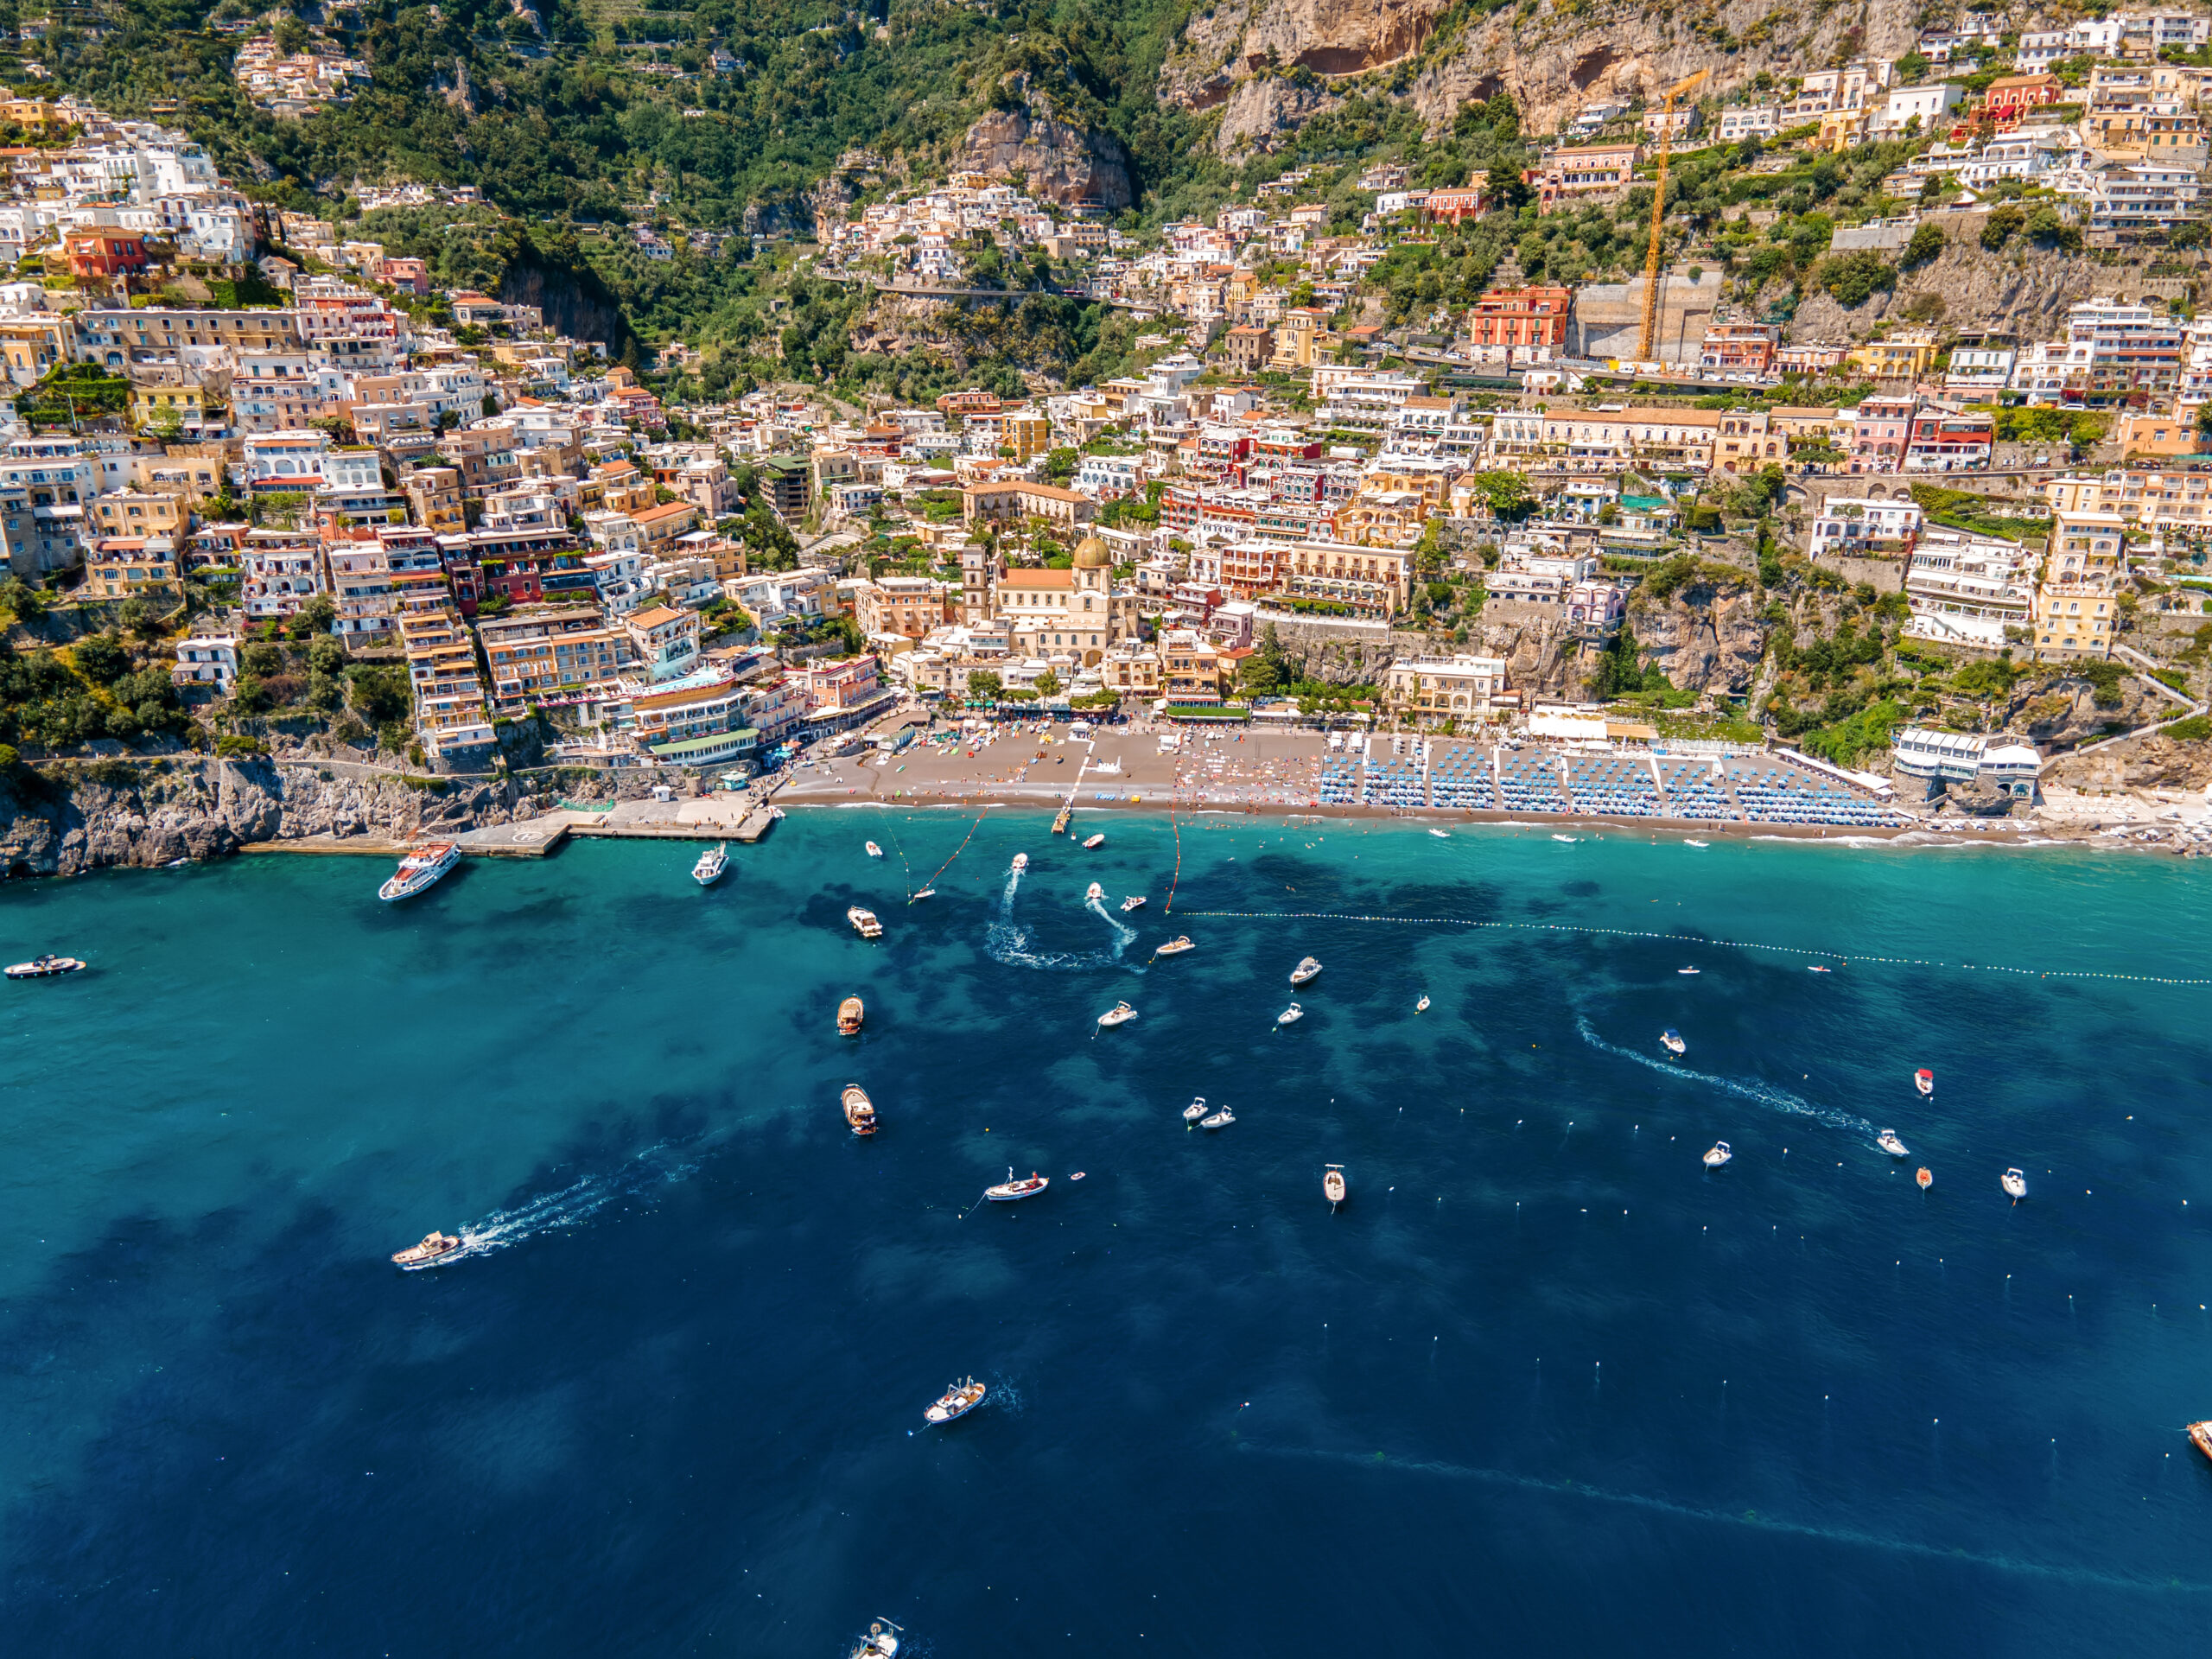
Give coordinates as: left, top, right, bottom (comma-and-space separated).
1902, 526, 2037, 650
1807, 498, 1923, 559
1891, 727, 2041, 798
170, 633, 238, 687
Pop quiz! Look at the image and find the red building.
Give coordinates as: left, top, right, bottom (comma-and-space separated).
1980, 73, 2063, 124
1422, 187, 1487, 225
1466, 285, 1573, 353
65, 229, 149, 281
1699, 323, 1780, 376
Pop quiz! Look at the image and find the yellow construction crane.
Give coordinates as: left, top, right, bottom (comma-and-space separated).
1637, 67, 1712, 364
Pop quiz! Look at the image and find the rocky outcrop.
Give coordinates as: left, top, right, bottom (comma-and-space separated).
957, 87, 1131, 210
2005, 674, 2160, 751
2040, 730, 2212, 795
0, 758, 556, 879
1786, 238, 2114, 347
1630, 573, 1769, 696
1933, 776, 2022, 817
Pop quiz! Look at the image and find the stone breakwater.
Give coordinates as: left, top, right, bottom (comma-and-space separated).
0, 758, 550, 877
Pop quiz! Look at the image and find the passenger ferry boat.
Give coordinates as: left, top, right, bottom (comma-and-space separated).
391, 1231, 463, 1270
842, 1084, 877, 1136
925, 1377, 987, 1425
848, 906, 883, 938
1155, 937, 1194, 957
1323, 1165, 1346, 1208
5, 953, 85, 979
378, 841, 461, 903
1289, 956, 1322, 987
692, 842, 728, 886
1703, 1141, 1732, 1168
984, 1168, 1049, 1201
1096, 1001, 1138, 1028
837, 995, 864, 1036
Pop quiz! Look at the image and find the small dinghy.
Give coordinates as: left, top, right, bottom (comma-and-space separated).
2001, 1167, 2028, 1201
1684, 839, 1710, 848
1277, 1002, 1304, 1027
1082, 833, 1105, 849
1096, 1001, 1138, 1028
1660, 1028, 1686, 1056
985, 1168, 1048, 1201
1552, 834, 1580, 843
5, 953, 85, 979
842, 1084, 877, 1136
1085, 881, 1103, 903
1428, 829, 1449, 839
1916, 1166, 1932, 1190
848, 906, 883, 938
391, 1231, 463, 1269
1288, 956, 1322, 987
1200, 1105, 1236, 1130
1120, 895, 1146, 912
1323, 1165, 1346, 1208
1155, 936, 1194, 956
866, 841, 883, 858
1876, 1129, 1909, 1158
924, 1377, 986, 1425
1415, 995, 1430, 1013
692, 842, 728, 886
1914, 1068, 1934, 1097
838, 995, 864, 1036
1678, 966, 1700, 976
910, 887, 935, 901
1808, 965, 1831, 974
1183, 1096, 1209, 1124
1703, 1141, 1732, 1169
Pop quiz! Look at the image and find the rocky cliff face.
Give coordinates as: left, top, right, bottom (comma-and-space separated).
1630, 574, 1769, 696
1787, 238, 2115, 346
957, 89, 1133, 209
1165, 0, 1920, 155
0, 760, 539, 879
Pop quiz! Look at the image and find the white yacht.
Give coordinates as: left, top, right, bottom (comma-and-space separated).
5, 953, 85, 979
1289, 956, 1322, 987
1011, 853, 1029, 873
1660, 1028, 1686, 1056
378, 841, 461, 903
1415, 995, 1430, 1013
1083, 833, 1106, 849
2002, 1167, 2028, 1201
1277, 1003, 1304, 1027
1096, 1001, 1139, 1028
848, 906, 884, 938
1876, 1130, 1910, 1158
1085, 881, 1103, 903
692, 842, 728, 886
1200, 1104, 1236, 1130
1703, 1141, 1732, 1169
1120, 895, 1146, 912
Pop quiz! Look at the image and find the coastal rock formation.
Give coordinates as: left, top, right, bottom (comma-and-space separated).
1630, 570, 1768, 696
2042, 730, 2212, 795
957, 90, 1132, 210
2008, 675, 2159, 751
1784, 240, 2114, 348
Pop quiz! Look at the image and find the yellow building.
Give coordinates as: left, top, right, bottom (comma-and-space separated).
1819, 107, 1871, 153
1001, 410, 1051, 465
2032, 510, 2127, 659
0, 315, 72, 387
1846, 332, 1938, 383
91, 490, 185, 540
130, 381, 207, 434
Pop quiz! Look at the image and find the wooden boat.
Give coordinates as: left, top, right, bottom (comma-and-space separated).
5, 953, 85, 979
1155, 937, 1194, 957
848, 906, 883, 938
1876, 1130, 1909, 1158
2187, 1421, 2212, 1468
692, 842, 728, 886
1703, 1141, 1732, 1169
2002, 1167, 2027, 1201
391, 1230, 463, 1270
1916, 1166, 1932, 1190
837, 995, 864, 1036
985, 1168, 1048, 1201
1096, 1001, 1138, 1028
1052, 804, 1072, 834
1083, 833, 1106, 849
924, 1376, 986, 1425
842, 1084, 877, 1136
1289, 956, 1322, 987
1915, 1068, 1934, 1097
1323, 1165, 1346, 1209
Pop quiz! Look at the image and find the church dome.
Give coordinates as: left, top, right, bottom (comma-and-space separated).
1073, 531, 1111, 568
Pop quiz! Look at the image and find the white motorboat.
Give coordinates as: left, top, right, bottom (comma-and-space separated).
1703, 1141, 1732, 1169
837, 995, 864, 1036
1552, 834, 1580, 843
1083, 833, 1106, 849
1660, 1028, 1686, 1056
1808, 965, 1831, 974
1289, 956, 1322, 987
391, 1230, 463, 1269
1096, 1001, 1138, 1028
1120, 895, 1146, 912
1277, 1003, 1304, 1027
1876, 1130, 1910, 1158
1200, 1105, 1236, 1129
1914, 1068, 1934, 1097
848, 906, 883, 938
924, 1376, 987, 1424
5, 953, 85, 979
1428, 829, 1449, 839
866, 841, 884, 858
2001, 1167, 2028, 1201
1155, 936, 1194, 956
1085, 881, 1103, 903
842, 1084, 877, 1136
910, 887, 935, 901
1684, 839, 1710, 848
850, 1619, 903, 1658
378, 840, 461, 902
1415, 994, 1430, 1013
1323, 1164, 1345, 1207
692, 842, 728, 886
985, 1168, 1049, 1201
1011, 853, 1028, 873
1183, 1096, 1209, 1123
1678, 966, 1700, 976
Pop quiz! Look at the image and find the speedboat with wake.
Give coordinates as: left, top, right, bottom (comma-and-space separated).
1323, 1165, 1345, 1208
6, 953, 85, 979
1703, 1141, 1732, 1169
1120, 895, 1146, 912
1914, 1068, 1934, 1097
391, 1231, 463, 1270
378, 840, 461, 902
837, 995, 864, 1036
1183, 1096, 1209, 1124
1660, 1028, 1686, 1056
1011, 853, 1028, 873
842, 1084, 877, 1136
1876, 1129, 1910, 1158
866, 841, 883, 858
1200, 1104, 1236, 1130
1155, 937, 1194, 957
1289, 956, 1322, 987
1415, 995, 1430, 1013
1277, 1003, 1304, 1027
1678, 966, 1700, 976
924, 1377, 986, 1425
1096, 1001, 1138, 1028
2002, 1167, 2028, 1201
1085, 881, 1103, 903
848, 906, 884, 938
985, 1168, 1048, 1202
692, 842, 728, 886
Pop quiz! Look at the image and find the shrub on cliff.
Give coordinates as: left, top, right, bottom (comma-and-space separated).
1815, 250, 1896, 308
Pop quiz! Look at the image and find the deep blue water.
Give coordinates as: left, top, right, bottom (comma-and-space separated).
3, 810, 2212, 1656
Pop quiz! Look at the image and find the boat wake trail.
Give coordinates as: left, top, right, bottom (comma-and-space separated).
1085, 894, 1138, 960
985, 868, 1138, 973
1574, 1014, 1876, 1137
453, 1137, 713, 1261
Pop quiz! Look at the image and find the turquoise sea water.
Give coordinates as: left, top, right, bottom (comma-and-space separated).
3, 810, 2212, 1655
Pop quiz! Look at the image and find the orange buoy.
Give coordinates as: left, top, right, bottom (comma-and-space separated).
1916, 1167, 1932, 1190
